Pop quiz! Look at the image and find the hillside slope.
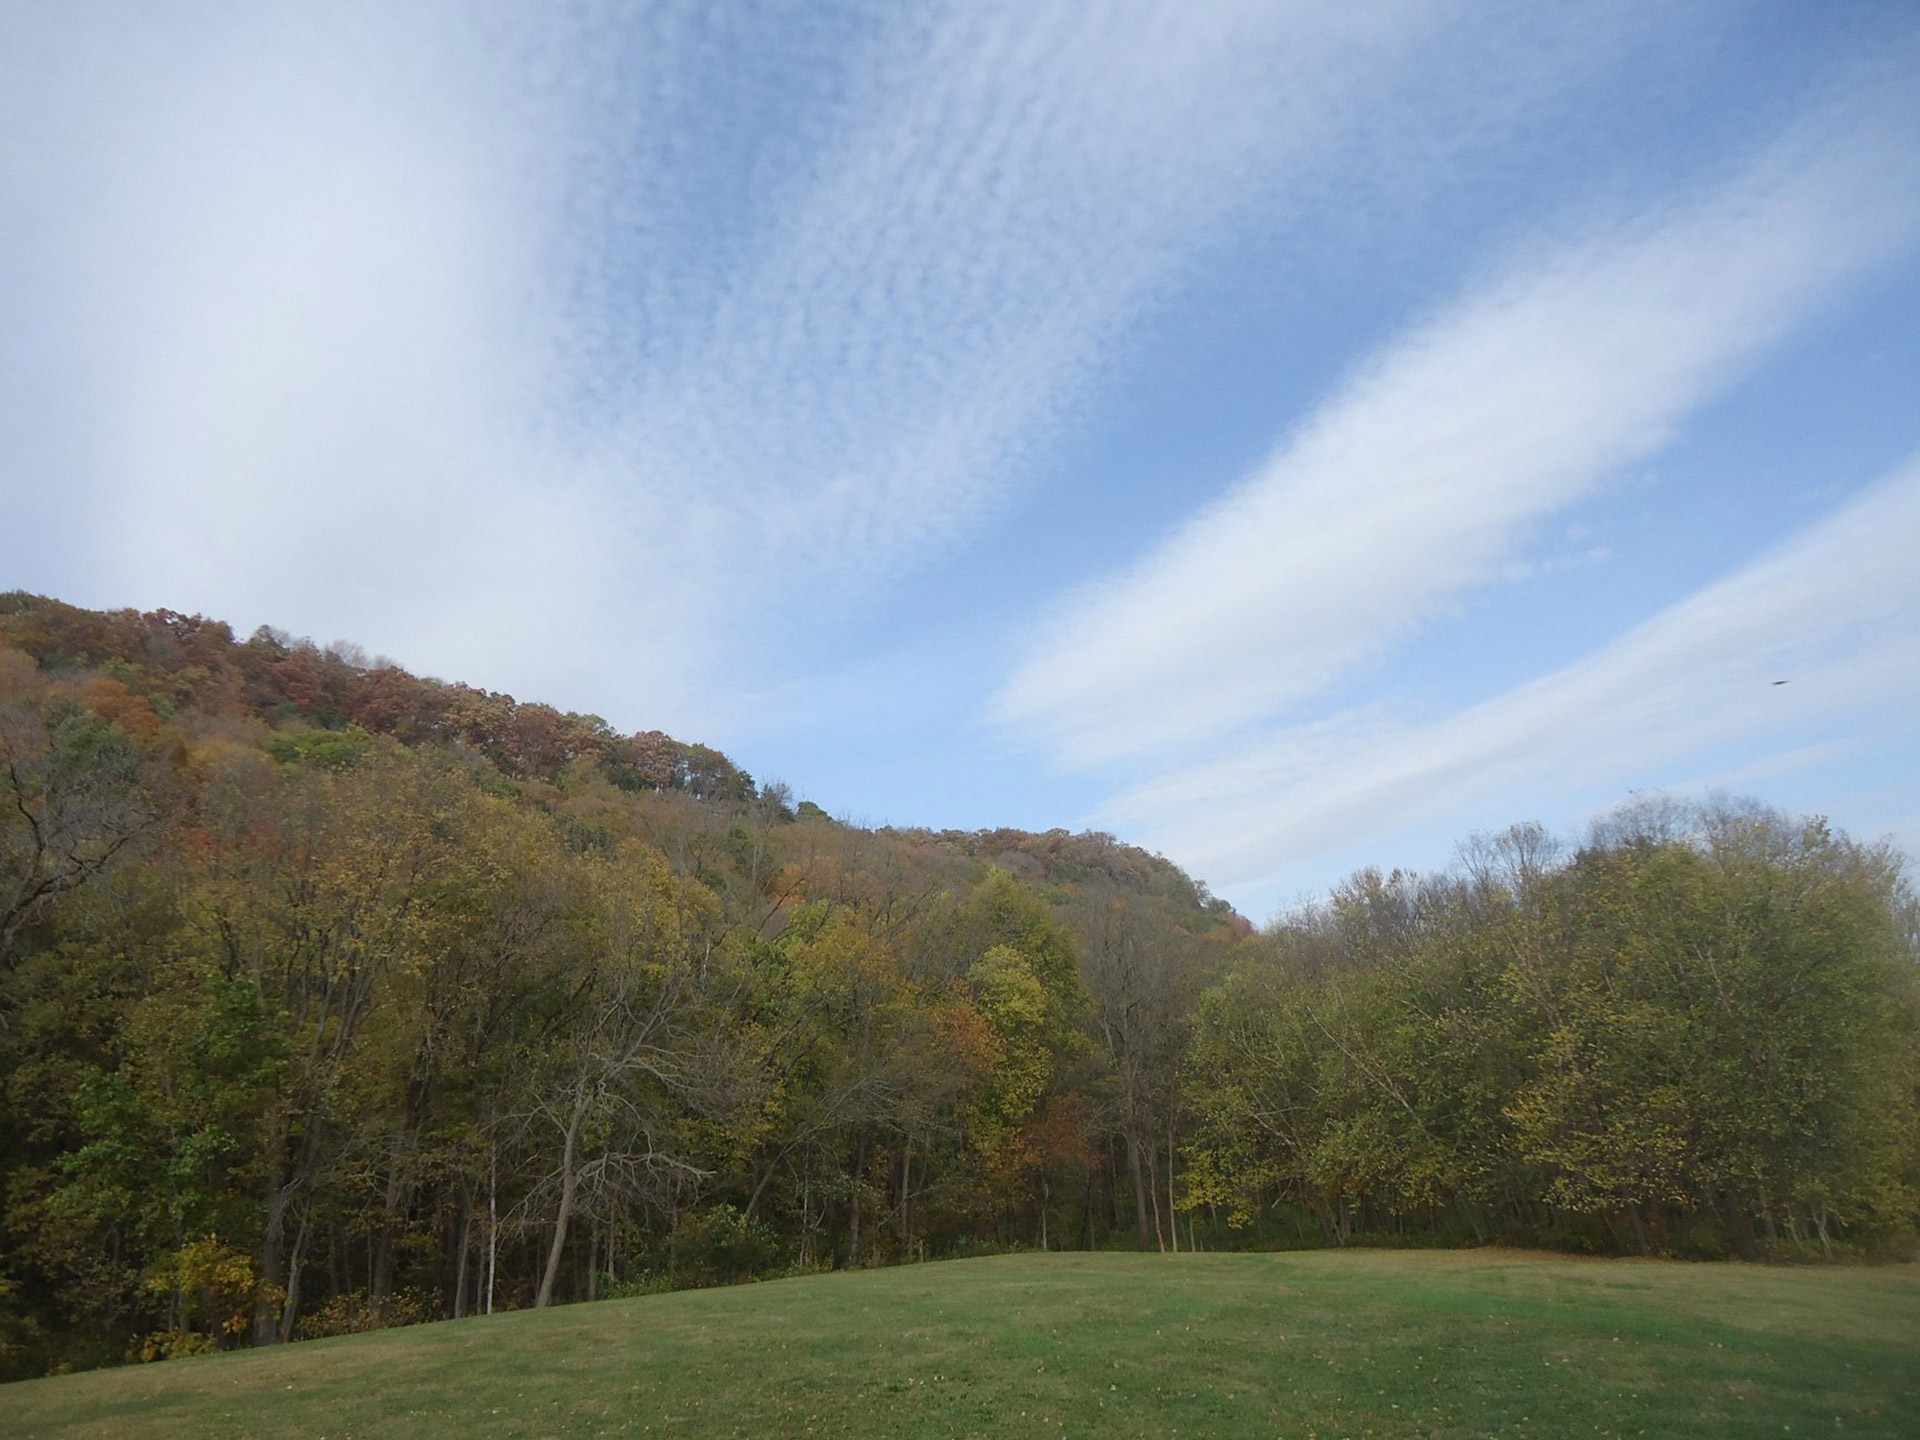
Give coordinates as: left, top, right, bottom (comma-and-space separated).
0, 594, 1242, 1379
3, 1251, 1916, 1438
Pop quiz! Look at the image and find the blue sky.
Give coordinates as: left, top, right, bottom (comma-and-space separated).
5, 1, 1918, 918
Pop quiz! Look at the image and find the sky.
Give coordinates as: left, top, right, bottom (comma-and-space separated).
4, 1, 1918, 919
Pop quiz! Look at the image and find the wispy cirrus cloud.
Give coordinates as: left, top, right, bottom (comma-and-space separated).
990, 63, 1920, 766
1, 1, 1662, 734
1101, 452, 1920, 897
559, 0, 1644, 638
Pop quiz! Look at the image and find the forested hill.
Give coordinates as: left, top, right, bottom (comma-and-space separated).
0, 591, 1238, 922
2, 592, 1916, 1384
0, 592, 1245, 1376
0, 592, 750, 797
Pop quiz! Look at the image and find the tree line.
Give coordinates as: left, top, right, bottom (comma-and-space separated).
1, 593, 1914, 1379
1185, 809, 1918, 1259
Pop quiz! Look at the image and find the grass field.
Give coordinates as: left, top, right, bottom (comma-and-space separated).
2, 1250, 1915, 1439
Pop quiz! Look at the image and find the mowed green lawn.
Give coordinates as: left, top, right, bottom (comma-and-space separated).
3, 1250, 1916, 1439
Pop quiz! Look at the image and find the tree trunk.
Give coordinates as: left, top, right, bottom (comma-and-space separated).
1722, 1193, 1761, 1261
1146, 1142, 1165, 1253
897, 1140, 912, 1251
255, 1100, 332, 1344
847, 1128, 869, 1268
1166, 1124, 1179, 1254
253, 1184, 292, 1345
485, 1144, 498, 1316
1125, 1129, 1152, 1248
1628, 1203, 1652, 1256
275, 1203, 312, 1343
371, 1124, 414, 1305
1085, 1159, 1098, 1250
453, 1187, 473, 1319
800, 1162, 813, 1269
537, 1088, 589, 1308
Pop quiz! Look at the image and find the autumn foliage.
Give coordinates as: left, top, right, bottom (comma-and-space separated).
0, 592, 1914, 1384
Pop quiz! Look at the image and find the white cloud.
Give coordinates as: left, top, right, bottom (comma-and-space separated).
560, 0, 1570, 624
1102, 453, 1920, 895
991, 68, 1920, 766
0, 4, 630, 701
1, 1, 1655, 736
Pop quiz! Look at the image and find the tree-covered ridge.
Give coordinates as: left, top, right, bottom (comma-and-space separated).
0, 592, 749, 798
0, 596, 1915, 1384
0, 597, 1238, 1376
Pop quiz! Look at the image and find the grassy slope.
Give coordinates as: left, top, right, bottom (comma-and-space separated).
3, 1251, 1916, 1439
